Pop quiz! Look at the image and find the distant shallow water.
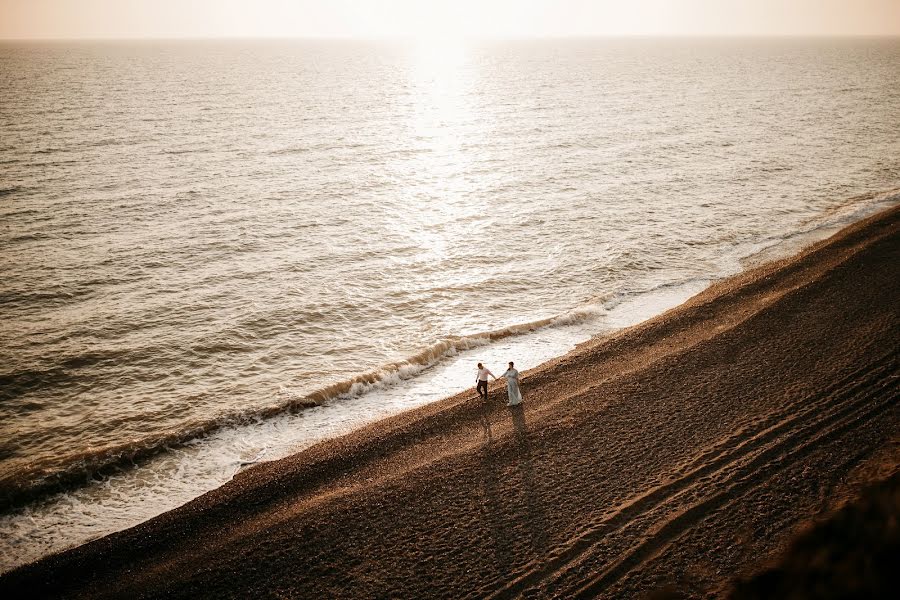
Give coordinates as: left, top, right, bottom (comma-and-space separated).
1, 38, 898, 572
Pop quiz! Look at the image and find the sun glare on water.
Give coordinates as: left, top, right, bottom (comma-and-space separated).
389, 33, 484, 269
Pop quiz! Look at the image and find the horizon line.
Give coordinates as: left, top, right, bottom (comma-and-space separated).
2, 33, 899, 42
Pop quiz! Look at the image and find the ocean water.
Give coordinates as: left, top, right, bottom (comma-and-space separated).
1, 38, 898, 572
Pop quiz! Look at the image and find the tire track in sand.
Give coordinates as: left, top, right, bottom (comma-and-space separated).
481, 350, 898, 599
563, 368, 897, 599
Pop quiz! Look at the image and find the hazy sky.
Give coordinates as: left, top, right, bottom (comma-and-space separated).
2, 0, 899, 39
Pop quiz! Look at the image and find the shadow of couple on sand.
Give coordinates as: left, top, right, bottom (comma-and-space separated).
478, 403, 551, 575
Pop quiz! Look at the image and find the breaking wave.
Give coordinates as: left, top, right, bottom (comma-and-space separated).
0, 302, 607, 511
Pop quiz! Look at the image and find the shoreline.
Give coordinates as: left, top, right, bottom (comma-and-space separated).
2, 204, 898, 598
3, 190, 896, 521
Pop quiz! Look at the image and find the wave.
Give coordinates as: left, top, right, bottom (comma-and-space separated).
0, 302, 607, 511
0, 345, 156, 404
294, 307, 608, 405
269, 146, 312, 156
0, 366, 78, 404
804, 187, 900, 227
738, 188, 900, 268
31, 147, 68, 155
0, 186, 24, 198
161, 148, 206, 155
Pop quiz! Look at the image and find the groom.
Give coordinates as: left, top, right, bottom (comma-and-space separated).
475, 363, 496, 401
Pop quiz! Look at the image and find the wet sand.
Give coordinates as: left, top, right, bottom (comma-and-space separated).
2, 205, 898, 599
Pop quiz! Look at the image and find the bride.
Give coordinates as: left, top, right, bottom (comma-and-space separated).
502, 361, 523, 407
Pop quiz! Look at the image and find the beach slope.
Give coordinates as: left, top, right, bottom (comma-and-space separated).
2, 205, 898, 599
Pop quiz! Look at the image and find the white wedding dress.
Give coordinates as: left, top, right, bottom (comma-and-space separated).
503, 368, 523, 406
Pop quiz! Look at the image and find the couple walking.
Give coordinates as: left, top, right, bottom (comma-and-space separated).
475, 361, 523, 407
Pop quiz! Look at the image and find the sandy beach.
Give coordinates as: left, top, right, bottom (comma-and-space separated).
2, 204, 898, 599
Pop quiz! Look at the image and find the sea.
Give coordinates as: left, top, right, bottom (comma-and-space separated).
1, 37, 898, 573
